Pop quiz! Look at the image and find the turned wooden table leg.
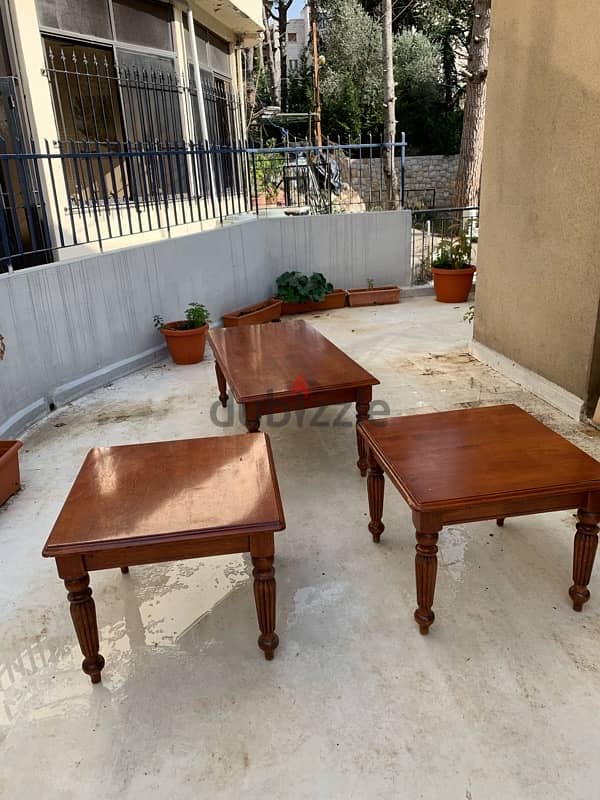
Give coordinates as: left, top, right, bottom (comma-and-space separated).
64, 574, 105, 684
355, 387, 372, 476
215, 361, 228, 408
250, 533, 278, 660
244, 402, 260, 433
569, 508, 600, 611
367, 448, 385, 543
496, 518, 505, 527
120, 566, 129, 574
413, 516, 441, 635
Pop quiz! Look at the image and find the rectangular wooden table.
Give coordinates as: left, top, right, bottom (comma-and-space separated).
208, 319, 380, 475
359, 404, 600, 635
42, 433, 285, 684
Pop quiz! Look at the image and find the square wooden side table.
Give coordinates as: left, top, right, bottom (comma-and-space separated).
358, 404, 600, 635
42, 433, 286, 684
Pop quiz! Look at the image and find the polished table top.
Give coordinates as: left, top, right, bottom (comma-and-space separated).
359, 404, 600, 512
43, 433, 285, 557
208, 319, 379, 403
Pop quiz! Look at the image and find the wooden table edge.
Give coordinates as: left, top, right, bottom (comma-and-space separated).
358, 422, 600, 513
42, 519, 286, 559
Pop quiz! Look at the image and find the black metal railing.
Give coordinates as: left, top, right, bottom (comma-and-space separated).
411, 207, 479, 285
0, 137, 467, 274
0, 138, 251, 271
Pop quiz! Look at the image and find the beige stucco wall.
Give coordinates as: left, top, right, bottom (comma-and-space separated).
473, 0, 600, 404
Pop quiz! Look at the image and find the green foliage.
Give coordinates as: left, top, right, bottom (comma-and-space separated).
253, 137, 280, 202
431, 230, 472, 269
320, 0, 383, 138
463, 305, 475, 323
274, 271, 334, 303
153, 303, 211, 330
317, 0, 465, 152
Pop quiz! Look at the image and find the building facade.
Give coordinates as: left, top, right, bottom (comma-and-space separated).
0, 0, 262, 266
472, 0, 600, 421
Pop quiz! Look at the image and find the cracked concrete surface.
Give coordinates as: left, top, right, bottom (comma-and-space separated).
1, 297, 600, 799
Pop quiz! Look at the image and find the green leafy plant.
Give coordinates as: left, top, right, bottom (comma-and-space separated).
431, 230, 473, 270
253, 138, 281, 204
367, 277, 375, 290
275, 271, 334, 303
153, 303, 211, 331
464, 305, 475, 323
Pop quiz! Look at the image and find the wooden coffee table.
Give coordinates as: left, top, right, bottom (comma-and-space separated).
208, 319, 380, 475
42, 433, 285, 684
359, 404, 600, 634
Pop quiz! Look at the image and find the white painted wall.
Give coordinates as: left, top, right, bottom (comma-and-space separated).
0, 211, 411, 437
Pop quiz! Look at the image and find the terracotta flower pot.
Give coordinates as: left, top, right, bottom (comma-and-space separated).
222, 298, 282, 327
0, 440, 23, 506
347, 286, 401, 307
432, 266, 476, 303
278, 289, 347, 315
160, 322, 208, 365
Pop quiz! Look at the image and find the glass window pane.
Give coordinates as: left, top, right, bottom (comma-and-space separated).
36, 0, 111, 38
112, 0, 172, 51
117, 50, 181, 143
208, 33, 230, 76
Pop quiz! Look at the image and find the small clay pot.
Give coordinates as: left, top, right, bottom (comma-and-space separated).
432, 266, 476, 303
160, 322, 208, 365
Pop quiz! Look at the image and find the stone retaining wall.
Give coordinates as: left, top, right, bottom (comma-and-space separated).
340, 154, 459, 209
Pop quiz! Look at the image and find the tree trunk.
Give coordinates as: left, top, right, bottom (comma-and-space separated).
382, 0, 399, 209
454, 0, 491, 208
263, 3, 279, 105
278, 1, 289, 113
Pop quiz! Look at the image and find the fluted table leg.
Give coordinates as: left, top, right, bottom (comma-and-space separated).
250, 533, 278, 660
64, 574, 105, 684
367, 448, 385, 543
569, 508, 600, 611
413, 520, 441, 635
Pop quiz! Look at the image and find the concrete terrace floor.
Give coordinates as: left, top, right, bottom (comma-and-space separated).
2, 296, 600, 799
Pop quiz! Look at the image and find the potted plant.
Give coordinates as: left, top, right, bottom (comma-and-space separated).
347, 277, 401, 307
431, 231, 476, 303
222, 298, 282, 327
274, 271, 347, 314
154, 303, 211, 365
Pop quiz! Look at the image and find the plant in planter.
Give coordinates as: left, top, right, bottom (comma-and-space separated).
154, 303, 211, 365
347, 275, 401, 307
431, 230, 476, 303
274, 271, 346, 314
222, 298, 282, 327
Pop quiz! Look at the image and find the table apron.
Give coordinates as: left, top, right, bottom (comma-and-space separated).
56, 534, 254, 575
440, 491, 592, 526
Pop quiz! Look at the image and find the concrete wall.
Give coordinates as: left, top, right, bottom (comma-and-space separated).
0, 221, 269, 438
266, 211, 411, 288
472, 0, 600, 415
0, 211, 411, 437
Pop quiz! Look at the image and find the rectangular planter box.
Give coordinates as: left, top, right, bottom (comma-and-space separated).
347, 286, 401, 307
0, 440, 23, 506
222, 298, 282, 327
279, 289, 347, 315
